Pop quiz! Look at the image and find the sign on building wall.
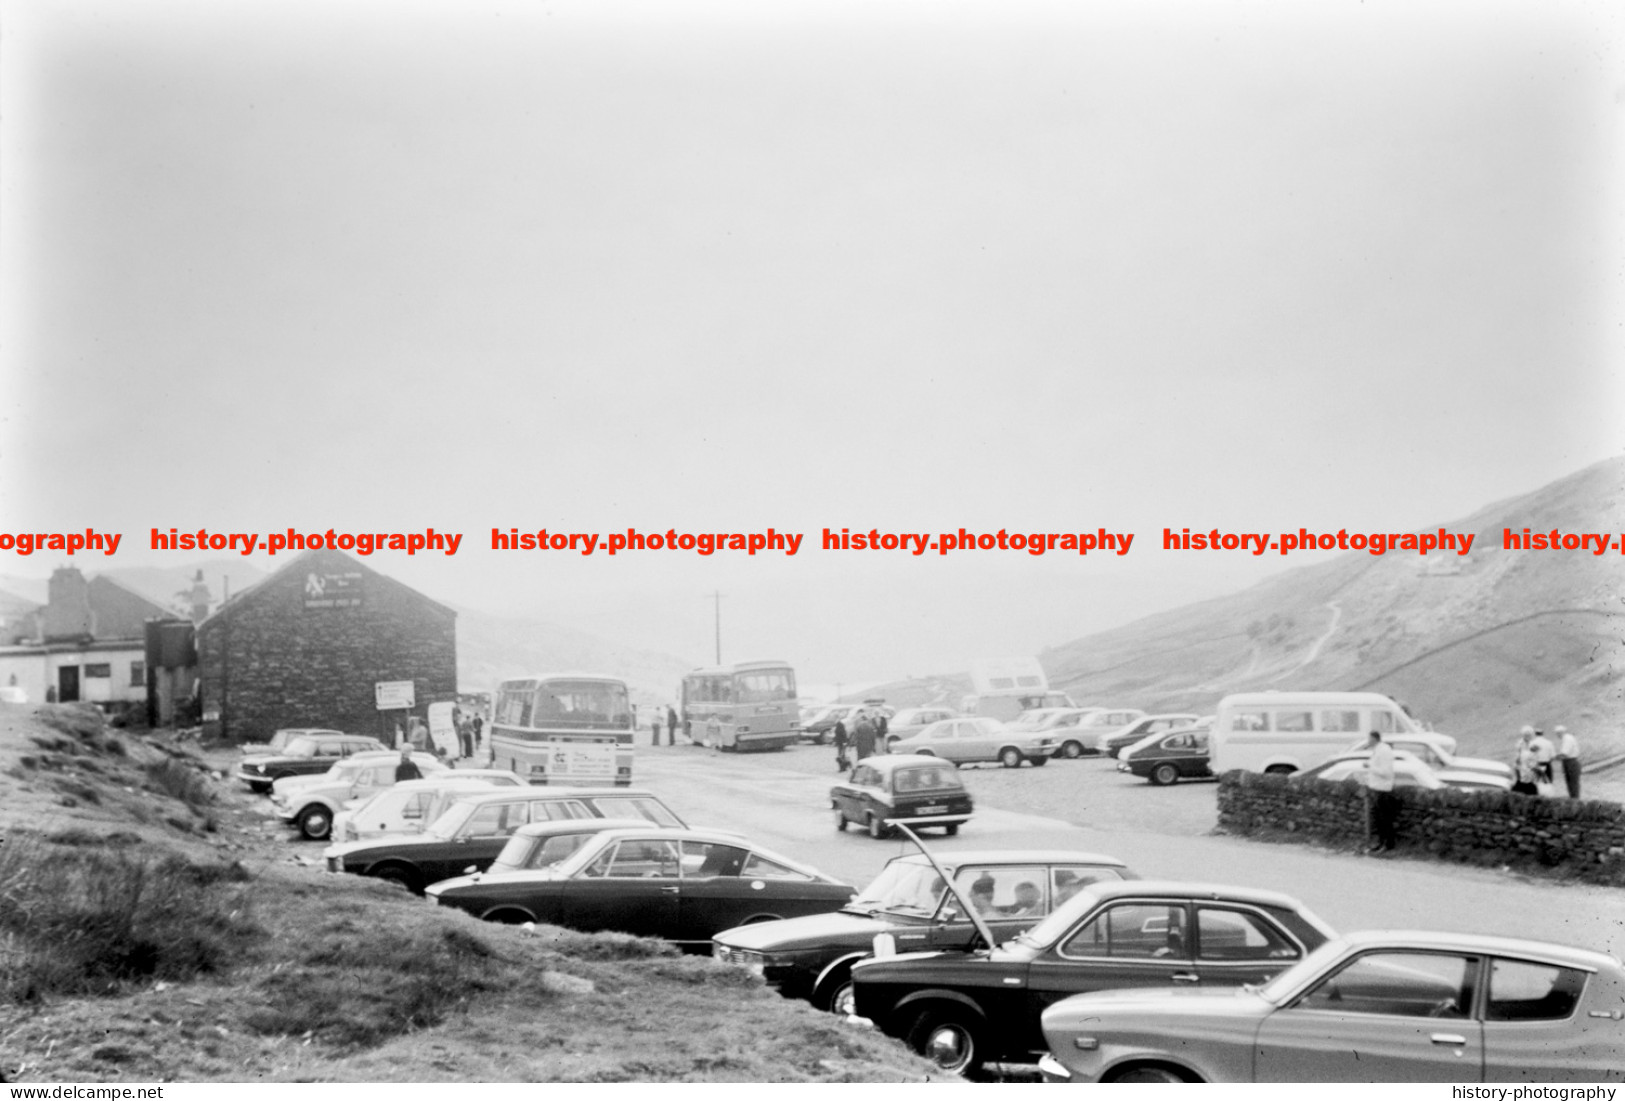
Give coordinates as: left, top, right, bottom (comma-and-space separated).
304, 570, 364, 609
375, 680, 415, 710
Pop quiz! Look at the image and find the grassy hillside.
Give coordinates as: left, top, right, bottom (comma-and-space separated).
1041, 457, 1625, 759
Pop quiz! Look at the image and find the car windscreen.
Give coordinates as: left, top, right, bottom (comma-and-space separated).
426, 799, 481, 839
1010, 886, 1107, 948
851, 859, 947, 915
892, 765, 965, 794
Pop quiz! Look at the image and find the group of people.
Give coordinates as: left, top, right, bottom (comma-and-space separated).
453, 706, 485, 760
1511, 723, 1583, 799
831, 706, 890, 771
646, 705, 682, 746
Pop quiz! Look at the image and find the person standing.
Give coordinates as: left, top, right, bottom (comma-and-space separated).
853, 708, 877, 760
1555, 724, 1582, 799
666, 705, 679, 747
1528, 726, 1556, 792
1510, 726, 1539, 796
395, 745, 422, 782
874, 709, 890, 753
472, 712, 484, 752
1365, 730, 1398, 853
833, 716, 851, 771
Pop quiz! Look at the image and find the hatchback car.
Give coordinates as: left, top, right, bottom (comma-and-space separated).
850, 880, 1335, 1076
1118, 727, 1214, 786
323, 786, 688, 893
832, 755, 974, 839
887, 717, 1055, 768
236, 733, 388, 793
428, 825, 855, 950
1038, 930, 1625, 1083
712, 849, 1135, 1015
331, 772, 525, 842
1099, 713, 1204, 758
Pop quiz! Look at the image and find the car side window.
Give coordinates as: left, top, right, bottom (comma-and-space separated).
401, 792, 432, 819
318, 742, 344, 757
463, 802, 529, 838
1295, 952, 1477, 1018
682, 841, 749, 878
1195, 907, 1297, 961
1061, 903, 1189, 959
1052, 866, 1122, 907
532, 799, 594, 821
740, 853, 810, 880
592, 839, 680, 878
1485, 959, 1585, 1021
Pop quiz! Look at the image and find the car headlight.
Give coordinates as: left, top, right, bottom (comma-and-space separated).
713, 945, 768, 974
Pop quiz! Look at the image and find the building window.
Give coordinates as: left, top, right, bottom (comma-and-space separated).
84, 664, 112, 679
130, 661, 145, 687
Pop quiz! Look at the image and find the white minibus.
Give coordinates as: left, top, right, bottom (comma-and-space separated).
1208, 691, 1428, 776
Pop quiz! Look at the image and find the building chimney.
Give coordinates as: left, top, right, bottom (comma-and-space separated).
42, 566, 94, 642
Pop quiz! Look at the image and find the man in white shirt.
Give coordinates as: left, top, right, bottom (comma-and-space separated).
1366, 730, 1398, 853
1554, 724, 1582, 799
1528, 726, 1557, 789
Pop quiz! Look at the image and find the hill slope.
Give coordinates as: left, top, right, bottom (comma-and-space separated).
1041, 457, 1625, 756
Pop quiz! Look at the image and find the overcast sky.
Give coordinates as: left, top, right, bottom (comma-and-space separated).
2, 0, 1621, 691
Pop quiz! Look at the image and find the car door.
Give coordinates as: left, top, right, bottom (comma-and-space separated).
1479, 956, 1597, 1081
674, 840, 758, 942
562, 837, 682, 938
1022, 900, 1197, 1055
1254, 949, 1484, 1082
432, 800, 531, 881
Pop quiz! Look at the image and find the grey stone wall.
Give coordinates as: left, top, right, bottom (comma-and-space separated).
196, 550, 456, 744
1216, 769, 1625, 886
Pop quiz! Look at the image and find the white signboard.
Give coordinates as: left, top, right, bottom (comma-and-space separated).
549, 741, 616, 781
375, 680, 416, 710
427, 701, 460, 758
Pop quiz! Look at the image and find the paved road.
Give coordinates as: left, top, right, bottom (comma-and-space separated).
637, 747, 1625, 958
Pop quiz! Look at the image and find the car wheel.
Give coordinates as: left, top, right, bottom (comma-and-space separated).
867, 814, 890, 840
816, 730, 830, 745
999, 747, 1023, 769
297, 804, 332, 841
1151, 763, 1181, 787
481, 907, 535, 925
906, 1007, 985, 1077
944, 823, 959, 836
1029, 756, 1048, 768
822, 975, 856, 1016
834, 807, 848, 832
370, 865, 420, 894
1105, 1065, 1186, 1083
1059, 740, 1083, 759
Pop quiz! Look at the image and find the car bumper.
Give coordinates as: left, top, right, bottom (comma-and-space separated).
883, 812, 973, 827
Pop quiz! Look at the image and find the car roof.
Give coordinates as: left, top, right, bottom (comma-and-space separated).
1081, 880, 1309, 910
856, 754, 960, 771
579, 827, 828, 877
510, 817, 651, 839
1336, 929, 1622, 972
888, 850, 1128, 869
450, 786, 667, 805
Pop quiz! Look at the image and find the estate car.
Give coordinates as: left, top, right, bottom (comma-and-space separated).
236, 733, 388, 793
832, 755, 974, 839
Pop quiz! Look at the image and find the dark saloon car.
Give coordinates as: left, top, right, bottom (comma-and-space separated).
850, 880, 1335, 1077
322, 786, 687, 893
1099, 713, 1204, 758
832, 755, 973, 839
1039, 931, 1625, 1083
1118, 727, 1214, 786
712, 849, 1136, 1015
428, 825, 855, 949
235, 733, 388, 794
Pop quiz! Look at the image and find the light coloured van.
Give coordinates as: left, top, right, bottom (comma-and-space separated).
1208, 691, 1428, 776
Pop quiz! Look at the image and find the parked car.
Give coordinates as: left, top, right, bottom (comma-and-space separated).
428, 825, 855, 949
1344, 733, 1513, 781
236, 733, 389, 793
1038, 930, 1625, 1083
239, 727, 345, 757
832, 755, 975, 839
850, 880, 1335, 1076
802, 704, 862, 744
1298, 750, 1513, 793
270, 753, 471, 840
887, 717, 1055, 768
883, 707, 961, 747
331, 772, 526, 843
1099, 713, 1204, 758
1049, 709, 1144, 758
322, 786, 688, 893
1118, 726, 1214, 786
711, 848, 1136, 1015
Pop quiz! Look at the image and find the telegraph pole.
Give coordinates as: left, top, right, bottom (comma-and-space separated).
711, 590, 723, 664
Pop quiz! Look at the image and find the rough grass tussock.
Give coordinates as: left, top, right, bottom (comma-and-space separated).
0, 832, 261, 1003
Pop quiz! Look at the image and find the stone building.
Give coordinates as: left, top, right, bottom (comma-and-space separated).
195, 549, 457, 744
